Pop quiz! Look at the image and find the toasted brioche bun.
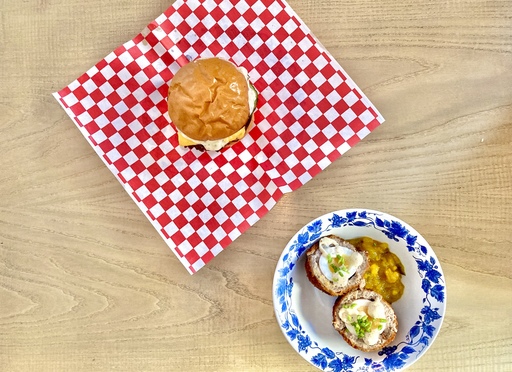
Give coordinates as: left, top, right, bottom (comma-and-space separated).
332, 289, 398, 352
305, 235, 369, 296
167, 57, 251, 147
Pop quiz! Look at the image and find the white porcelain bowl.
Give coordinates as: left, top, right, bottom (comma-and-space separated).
272, 209, 446, 371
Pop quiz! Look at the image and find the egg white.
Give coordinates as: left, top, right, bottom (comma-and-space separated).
318, 237, 363, 284
338, 299, 388, 345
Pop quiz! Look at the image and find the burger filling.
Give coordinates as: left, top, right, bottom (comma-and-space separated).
177, 67, 258, 151
338, 299, 387, 345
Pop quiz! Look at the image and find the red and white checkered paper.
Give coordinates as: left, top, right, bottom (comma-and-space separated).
53, 0, 384, 274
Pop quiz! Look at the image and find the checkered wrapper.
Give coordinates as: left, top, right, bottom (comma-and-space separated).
53, 0, 384, 274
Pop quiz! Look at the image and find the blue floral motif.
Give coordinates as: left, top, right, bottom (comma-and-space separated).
308, 219, 323, 242
430, 285, 445, 302
382, 353, 407, 370
330, 214, 345, 228
275, 210, 445, 371
322, 348, 336, 359
327, 356, 344, 372
312, 353, 328, 369
421, 306, 442, 325
298, 334, 312, 352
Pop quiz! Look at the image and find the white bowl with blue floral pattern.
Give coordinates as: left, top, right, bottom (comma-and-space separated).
272, 209, 446, 371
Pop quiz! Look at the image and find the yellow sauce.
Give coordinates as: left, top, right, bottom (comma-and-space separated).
348, 237, 405, 303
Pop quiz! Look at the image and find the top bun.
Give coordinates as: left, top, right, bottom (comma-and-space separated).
167, 57, 250, 141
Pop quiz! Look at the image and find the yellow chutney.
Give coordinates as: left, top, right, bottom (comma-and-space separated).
348, 237, 405, 303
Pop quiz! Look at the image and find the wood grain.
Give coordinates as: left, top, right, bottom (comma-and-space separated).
1, 0, 511, 371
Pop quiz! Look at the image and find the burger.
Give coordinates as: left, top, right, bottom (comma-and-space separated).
167, 57, 258, 151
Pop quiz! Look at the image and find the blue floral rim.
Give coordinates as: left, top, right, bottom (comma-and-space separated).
273, 210, 446, 372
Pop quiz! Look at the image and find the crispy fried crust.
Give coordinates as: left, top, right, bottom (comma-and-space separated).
332, 289, 398, 352
304, 235, 369, 296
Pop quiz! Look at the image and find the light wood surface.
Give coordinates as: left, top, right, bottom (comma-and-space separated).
1, 0, 511, 371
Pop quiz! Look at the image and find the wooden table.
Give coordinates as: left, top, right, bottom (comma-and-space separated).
1, 0, 511, 371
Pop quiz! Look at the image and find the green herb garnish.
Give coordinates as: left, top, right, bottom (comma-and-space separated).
327, 254, 349, 279
351, 315, 372, 339
343, 303, 358, 310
